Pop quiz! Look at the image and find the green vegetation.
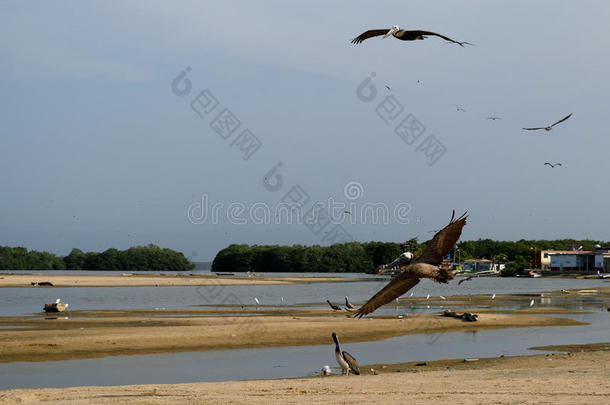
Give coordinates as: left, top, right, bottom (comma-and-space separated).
212, 238, 609, 274
0, 245, 194, 271
212, 242, 402, 273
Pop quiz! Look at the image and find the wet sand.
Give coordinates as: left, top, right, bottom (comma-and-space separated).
0, 273, 365, 288
1, 345, 608, 404
0, 306, 585, 363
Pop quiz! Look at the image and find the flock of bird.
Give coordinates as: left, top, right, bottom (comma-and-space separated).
351, 24, 573, 169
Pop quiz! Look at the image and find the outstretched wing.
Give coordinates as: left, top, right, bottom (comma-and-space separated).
342, 351, 360, 375
550, 113, 572, 128
416, 211, 468, 266
351, 29, 391, 44
523, 127, 545, 131
544, 163, 552, 166
555, 163, 562, 166
408, 30, 473, 47
354, 272, 420, 318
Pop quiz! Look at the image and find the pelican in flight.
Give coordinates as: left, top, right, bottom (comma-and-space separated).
351, 25, 473, 47
544, 162, 562, 168
355, 211, 468, 318
523, 113, 572, 131
332, 333, 360, 376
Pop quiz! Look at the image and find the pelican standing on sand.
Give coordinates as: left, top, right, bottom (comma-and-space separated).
355, 211, 468, 318
345, 296, 355, 310
331, 333, 360, 376
327, 300, 341, 311
351, 25, 473, 47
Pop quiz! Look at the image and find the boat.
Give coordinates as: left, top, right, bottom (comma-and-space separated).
528, 270, 542, 278
597, 271, 610, 279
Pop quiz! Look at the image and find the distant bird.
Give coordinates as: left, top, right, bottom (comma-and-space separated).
332, 333, 360, 376
523, 113, 572, 132
426, 294, 430, 300
280, 296, 285, 305
352, 25, 473, 47
458, 275, 476, 285
439, 295, 446, 300
491, 293, 496, 300
385, 85, 391, 91
456, 105, 466, 112
345, 296, 355, 310
321, 365, 332, 376
355, 211, 468, 318
487, 116, 502, 121
529, 299, 535, 307
409, 292, 414, 297
544, 162, 562, 168
254, 297, 260, 305
55, 298, 61, 304
327, 300, 341, 311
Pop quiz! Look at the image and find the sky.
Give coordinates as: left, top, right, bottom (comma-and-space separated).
2, 1, 610, 260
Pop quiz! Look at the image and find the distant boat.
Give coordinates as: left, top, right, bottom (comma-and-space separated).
598, 271, 610, 279
528, 270, 542, 278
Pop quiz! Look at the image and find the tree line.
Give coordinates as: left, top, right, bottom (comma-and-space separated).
212, 238, 609, 274
0, 244, 194, 271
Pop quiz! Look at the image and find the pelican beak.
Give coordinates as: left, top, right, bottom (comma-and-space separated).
382, 27, 398, 39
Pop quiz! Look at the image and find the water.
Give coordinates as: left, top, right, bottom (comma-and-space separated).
0, 275, 608, 390
0, 275, 607, 317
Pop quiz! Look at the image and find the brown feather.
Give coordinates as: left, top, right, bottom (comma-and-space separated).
354, 211, 467, 318
351, 29, 392, 44
342, 351, 360, 375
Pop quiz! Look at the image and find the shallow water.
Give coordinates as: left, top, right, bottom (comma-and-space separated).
0, 275, 608, 390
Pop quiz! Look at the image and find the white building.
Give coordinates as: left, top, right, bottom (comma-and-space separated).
549, 248, 610, 273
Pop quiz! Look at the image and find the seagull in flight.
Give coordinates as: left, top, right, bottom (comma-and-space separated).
487, 116, 502, 121
544, 162, 562, 168
523, 113, 572, 132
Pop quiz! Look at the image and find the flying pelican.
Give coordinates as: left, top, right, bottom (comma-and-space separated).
331, 333, 360, 376
327, 300, 341, 311
523, 113, 572, 132
345, 296, 355, 310
544, 162, 562, 168
354, 211, 468, 318
351, 25, 473, 47
458, 275, 476, 285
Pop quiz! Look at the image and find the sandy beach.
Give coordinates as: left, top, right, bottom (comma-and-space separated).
1, 345, 608, 404
0, 307, 585, 363
0, 273, 363, 288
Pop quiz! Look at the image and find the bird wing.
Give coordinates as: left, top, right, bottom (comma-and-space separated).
415, 211, 468, 266
351, 29, 392, 44
342, 351, 360, 375
544, 163, 552, 166
458, 278, 466, 285
555, 163, 562, 166
550, 113, 573, 128
354, 271, 421, 318
407, 30, 472, 46
523, 127, 545, 131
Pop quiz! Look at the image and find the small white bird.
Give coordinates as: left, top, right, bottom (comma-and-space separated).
439, 295, 446, 300
491, 294, 496, 300
321, 365, 332, 376
409, 292, 414, 297
55, 298, 61, 304
254, 297, 260, 305
426, 294, 430, 300
529, 299, 535, 307
280, 296, 285, 304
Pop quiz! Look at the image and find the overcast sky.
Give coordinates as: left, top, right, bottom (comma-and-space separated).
2, 1, 610, 260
